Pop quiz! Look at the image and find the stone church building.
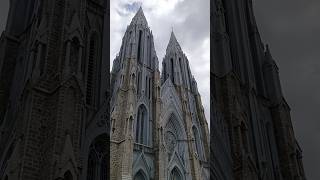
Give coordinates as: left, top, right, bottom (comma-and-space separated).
0, 0, 307, 180
110, 8, 210, 180
210, 0, 306, 180
0, 0, 110, 180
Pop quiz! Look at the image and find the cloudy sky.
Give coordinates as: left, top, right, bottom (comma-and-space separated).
110, 0, 210, 123
0, 0, 319, 179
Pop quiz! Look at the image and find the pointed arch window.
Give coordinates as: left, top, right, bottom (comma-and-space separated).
171, 58, 175, 83
86, 33, 98, 106
135, 105, 148, 145
70, 37, 80, 73
137, 30, 143, 63
170, 167, 183, 180
86, 134, 108, 180
134, 170, 147, 180
163, 62, 167, 81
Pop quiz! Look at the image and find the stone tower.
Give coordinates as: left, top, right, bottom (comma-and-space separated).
110, 8, 210, 180
160, 31, 210, 180
0, 0, 110, 180
211, 0, 306, 179
110, 7, 160, 180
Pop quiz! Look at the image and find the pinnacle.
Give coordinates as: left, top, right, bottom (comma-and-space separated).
265, 44, 273, 60
130, 7, 148, 26
166, 30, 182, 53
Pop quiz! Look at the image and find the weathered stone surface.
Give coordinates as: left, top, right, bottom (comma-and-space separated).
110, 8, 209, 180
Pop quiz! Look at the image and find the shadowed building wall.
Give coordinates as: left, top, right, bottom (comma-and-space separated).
211, 0, 306, 179
0, 0, 110, 179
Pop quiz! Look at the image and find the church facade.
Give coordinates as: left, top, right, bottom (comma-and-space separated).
210, 0, 306, 179
110, 8, 210, 180
0, 0, 110, 180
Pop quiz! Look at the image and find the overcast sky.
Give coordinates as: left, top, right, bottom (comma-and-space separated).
0, 0, 319, 179
110, 0, 210, 123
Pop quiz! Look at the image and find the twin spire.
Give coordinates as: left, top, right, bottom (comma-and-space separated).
130, 7, 182, 53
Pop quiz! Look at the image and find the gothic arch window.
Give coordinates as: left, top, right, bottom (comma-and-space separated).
134, 170, 147, 180
170, 167, 183, 180
147, 36, 151, 67
165, 114, 185, 159
86, 134, 108, 180
137, 30, 143, 64
179, 58, 185, 85
170, 58, 175, 83
70, 37, 80, 73
100, 155, 108, 180
135, 105, 148, 145
87, 149, 98, 180
163, 62, 167, 80
86, 33, 99, 106
64, 171, 73, 180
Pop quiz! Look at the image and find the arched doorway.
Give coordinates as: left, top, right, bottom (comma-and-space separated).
170, 167, 183, 180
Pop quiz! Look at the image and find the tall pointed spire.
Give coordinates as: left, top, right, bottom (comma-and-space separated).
166, 30, 182, 53
130, 7, 148, 26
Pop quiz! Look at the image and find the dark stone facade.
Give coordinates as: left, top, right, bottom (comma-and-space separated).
210, 0, 306, 179
0, 0, 109, 179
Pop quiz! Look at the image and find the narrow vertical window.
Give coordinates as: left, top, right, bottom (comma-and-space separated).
40, 44, 47, 75
136, 105, 147, 145
137, 30, 143, 63
86, 34, 97, 106
136, 110, 140, 142
171, 58, 174, 83
70, 37, 80, 73
137, 72, 141, 95
163, 62, 167, 80
179, 58, 185, 85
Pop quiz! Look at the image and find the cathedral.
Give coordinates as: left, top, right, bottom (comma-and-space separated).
210, 0, 306, 179
0, 0, 110, 180
0, 0, 308, 180
110, 7, 210, 180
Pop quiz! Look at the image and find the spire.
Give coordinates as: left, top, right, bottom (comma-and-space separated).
166, 30, 182, 53
130, 7, 148, 26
